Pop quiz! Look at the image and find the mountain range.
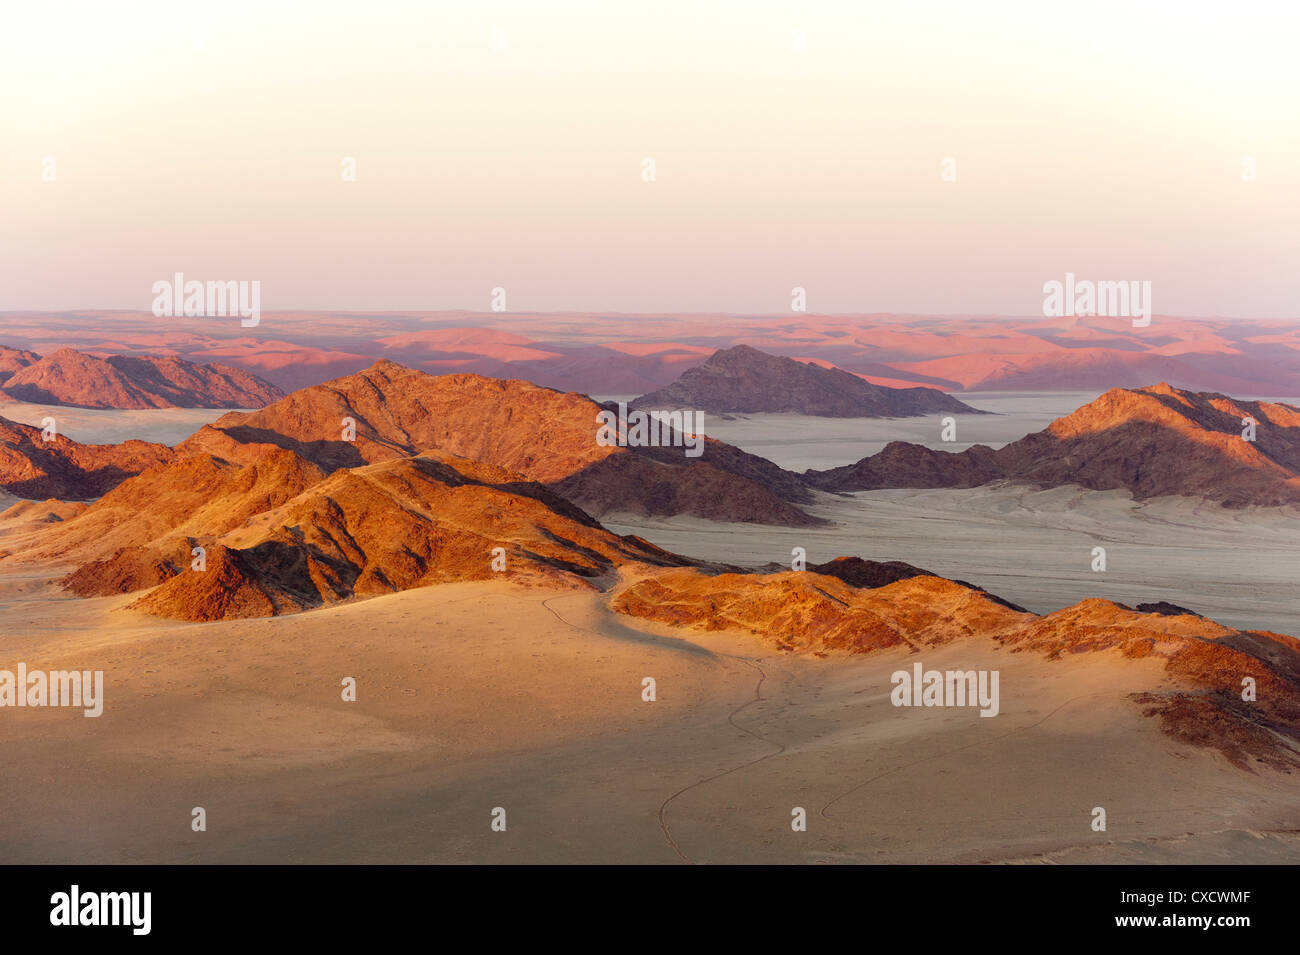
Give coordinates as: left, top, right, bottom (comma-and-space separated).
4, 312, 1299, 397
179, 359, 820, 525
3, 369, 1298, 519
0, 361, 818, 524
0, 359, 1294, 774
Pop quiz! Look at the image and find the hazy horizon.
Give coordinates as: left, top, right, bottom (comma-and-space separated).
4, 309, 1300, 323
4, 1, 1298, 317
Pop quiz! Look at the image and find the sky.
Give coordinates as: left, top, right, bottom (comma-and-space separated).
2, 0, 1298, 317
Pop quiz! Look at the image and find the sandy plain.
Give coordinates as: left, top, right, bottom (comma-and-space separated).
3, 579, 1298, 864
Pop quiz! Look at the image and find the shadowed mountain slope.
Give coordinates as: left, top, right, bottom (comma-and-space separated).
108, 451, 697, 620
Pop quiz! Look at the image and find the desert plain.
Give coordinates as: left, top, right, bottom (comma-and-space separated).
0, 395, 1296, 864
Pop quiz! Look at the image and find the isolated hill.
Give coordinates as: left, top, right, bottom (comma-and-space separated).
0, 416, 174, 499
79, 451, 696, 620
1, 347, 283, 409
630, 345, 980, 417
180, 359, 821, 525
807, 383, 1300, 507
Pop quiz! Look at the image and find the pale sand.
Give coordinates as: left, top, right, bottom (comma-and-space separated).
1, 578, 1296, 864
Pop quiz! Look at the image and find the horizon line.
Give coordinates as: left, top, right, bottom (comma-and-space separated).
3, 309, 1299, 324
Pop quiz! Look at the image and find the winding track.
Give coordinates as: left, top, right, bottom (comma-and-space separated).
655, 656, 787, 864
539, 591, 794, 863
540, 591, 1090, 861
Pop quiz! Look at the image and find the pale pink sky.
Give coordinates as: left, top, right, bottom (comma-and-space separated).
2, 1, 1297, 317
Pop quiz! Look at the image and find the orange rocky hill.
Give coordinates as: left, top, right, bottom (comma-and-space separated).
807, 383, 1300, 507
0, 361, 819, 607
0, 415, 174, 499
57, 450, 698, 620
0, 346, 283, 409
613, 568, 1031, 654
177, 359, 819, 525
35, 445, 329, 573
